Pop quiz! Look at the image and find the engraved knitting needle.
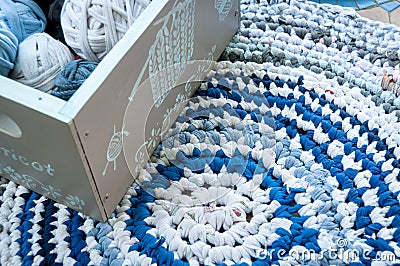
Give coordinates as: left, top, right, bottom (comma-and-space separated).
129, 56, 150, 101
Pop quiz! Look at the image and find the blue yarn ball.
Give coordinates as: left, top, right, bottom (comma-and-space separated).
51, 59, 98, 100
0, 21, 18, 76
0, 0, 46, 42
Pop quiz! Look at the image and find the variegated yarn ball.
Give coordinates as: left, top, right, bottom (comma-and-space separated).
61, 0, 150, 62
9, 33, 74, 92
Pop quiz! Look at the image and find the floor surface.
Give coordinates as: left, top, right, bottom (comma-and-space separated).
308, 0, 400, 26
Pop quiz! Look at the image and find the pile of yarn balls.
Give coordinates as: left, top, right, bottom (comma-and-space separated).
0, 0, 46, 77
0, 0, 150, 99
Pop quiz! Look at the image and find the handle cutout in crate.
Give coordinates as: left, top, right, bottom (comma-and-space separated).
0, 114, 22, 138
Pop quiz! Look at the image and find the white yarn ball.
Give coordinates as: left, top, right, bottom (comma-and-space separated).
10, 33, 74, 92
61, 0, 150, 62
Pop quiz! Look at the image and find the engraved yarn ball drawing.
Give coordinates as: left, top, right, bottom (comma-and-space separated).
103, 124, 130, 176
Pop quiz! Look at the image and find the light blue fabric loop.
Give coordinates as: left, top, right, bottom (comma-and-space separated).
0, 23, 18, 76
0, 0, 46, 42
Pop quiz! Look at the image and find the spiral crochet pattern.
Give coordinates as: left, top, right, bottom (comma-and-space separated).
0, 21, 18, 76
0, 0, 46, 42
51, 59, 98, 100
61, 0, 150, 62
9, 33, 74, 92
1, 0, 400, 265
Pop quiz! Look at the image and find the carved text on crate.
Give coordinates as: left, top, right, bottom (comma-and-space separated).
0, 146, 54, 176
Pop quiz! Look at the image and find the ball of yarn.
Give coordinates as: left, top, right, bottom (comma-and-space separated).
51, 59, 98, 100
0, 21, 18, 76
61, 0, 150, 62
9, 33, 74, 92
0, 0, 46, 42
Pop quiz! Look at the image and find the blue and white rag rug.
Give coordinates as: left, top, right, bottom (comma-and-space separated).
2, 0, 400, 265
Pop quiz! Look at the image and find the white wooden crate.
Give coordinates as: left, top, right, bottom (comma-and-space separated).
0, 0, 240, 221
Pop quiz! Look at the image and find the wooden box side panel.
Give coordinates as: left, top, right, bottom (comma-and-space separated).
0, 95, 105, 220
71, 0, 240, 218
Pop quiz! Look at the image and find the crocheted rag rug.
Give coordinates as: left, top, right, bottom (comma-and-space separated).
1, 1, 400, 265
